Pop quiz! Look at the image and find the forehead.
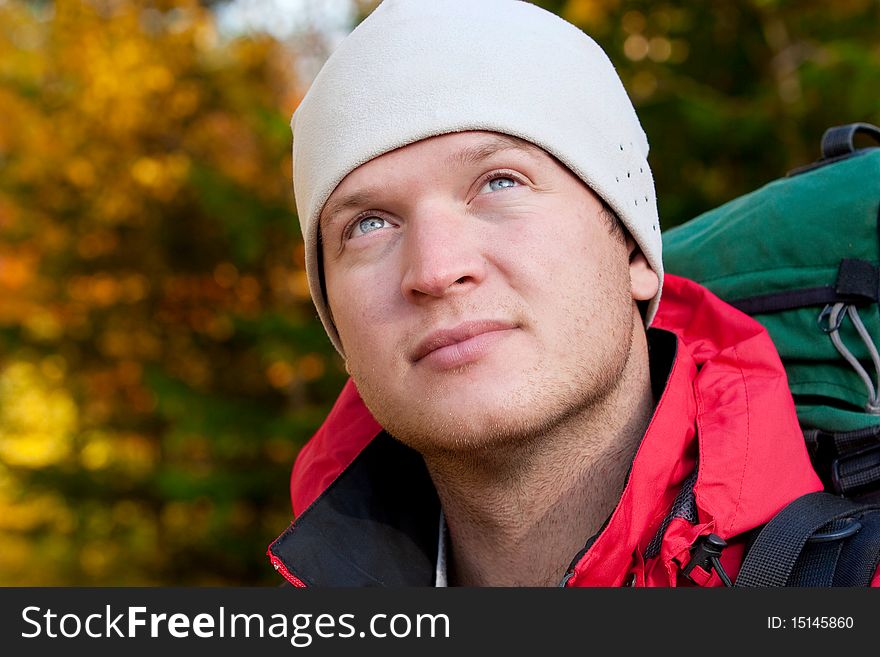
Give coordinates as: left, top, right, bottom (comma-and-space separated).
351, 130, 543, 180
319, 132, 547, 228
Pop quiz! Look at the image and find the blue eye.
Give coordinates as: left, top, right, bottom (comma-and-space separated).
356, 216, 388, 235
481, 176, 519, 193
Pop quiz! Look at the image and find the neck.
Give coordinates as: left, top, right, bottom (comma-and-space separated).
425, 320, 655, 587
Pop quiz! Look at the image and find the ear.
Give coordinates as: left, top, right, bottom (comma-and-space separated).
626, 235, 659, 302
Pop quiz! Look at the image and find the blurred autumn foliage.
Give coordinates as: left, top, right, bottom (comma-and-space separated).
0, 0, 346, 585
543, 0, 880, 224
1, 0, 879, 585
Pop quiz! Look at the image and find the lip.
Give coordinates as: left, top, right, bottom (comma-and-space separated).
411, 320, 518, 368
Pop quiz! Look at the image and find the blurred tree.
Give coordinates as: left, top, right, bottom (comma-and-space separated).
0, 0, 346, 585
545, 0, 880, 227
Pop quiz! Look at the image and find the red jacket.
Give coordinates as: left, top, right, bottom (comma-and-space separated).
269, 275, 863, 586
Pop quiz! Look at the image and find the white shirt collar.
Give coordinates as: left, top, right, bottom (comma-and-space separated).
435, 508, 448, 587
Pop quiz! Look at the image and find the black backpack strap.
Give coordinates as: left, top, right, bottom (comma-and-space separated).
786, 509, 880, 586
832, 507, 880, 585
785, 519, 848, 586
734, 491, 880, 587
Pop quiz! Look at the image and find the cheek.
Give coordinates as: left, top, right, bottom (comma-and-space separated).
500, 213, 607, 296
508, 219, 629, 339
326, 263, 399, 357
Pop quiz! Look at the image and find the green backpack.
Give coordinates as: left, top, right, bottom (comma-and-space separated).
663, 123, 880, 586
664, 123, 880, 499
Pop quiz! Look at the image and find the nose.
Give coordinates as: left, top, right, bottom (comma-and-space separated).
399, 206, 487, 303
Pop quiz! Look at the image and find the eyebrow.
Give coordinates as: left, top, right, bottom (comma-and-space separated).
445, 134, 542, 169
320, 188, 383, 233
319, 134, 541, 234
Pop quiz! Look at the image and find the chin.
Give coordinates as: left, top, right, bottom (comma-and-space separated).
352, 346, 623, 456
375, 388, 580, 457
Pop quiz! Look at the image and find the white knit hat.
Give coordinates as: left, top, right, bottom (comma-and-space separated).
292, 0, 663, 353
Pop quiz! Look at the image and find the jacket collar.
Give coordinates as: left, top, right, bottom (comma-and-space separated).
270, 431, 440, 586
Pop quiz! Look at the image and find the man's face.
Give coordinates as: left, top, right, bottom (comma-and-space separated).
320, 131, 658, 454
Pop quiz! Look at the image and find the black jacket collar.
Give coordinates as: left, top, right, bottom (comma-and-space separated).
270, 432, 440, 586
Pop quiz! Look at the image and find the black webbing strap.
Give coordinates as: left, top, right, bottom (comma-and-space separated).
735, 492, 880, 587
832, 445, 880, 496
833, 509, 880, 585
822, 123, 880, 159
806, 424, 880, 458
786, 511, 880, 586
728, 260, 879, 316
786, 519, 849, 586
728, 286, 838, 315
804, 425, 880, 496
